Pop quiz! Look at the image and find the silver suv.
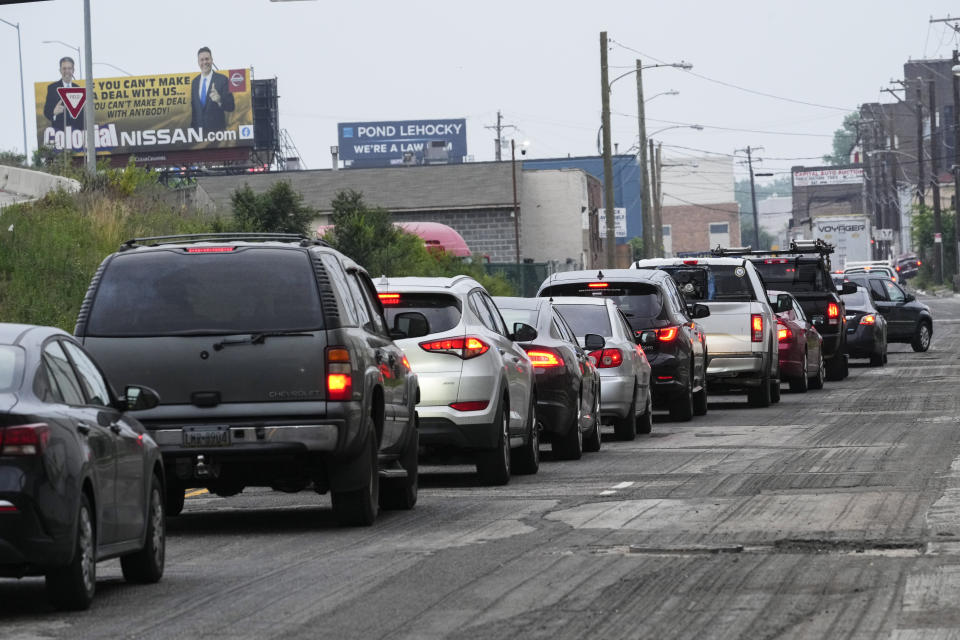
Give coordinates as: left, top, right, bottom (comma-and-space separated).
634, 257, 780, 407
375, 276, 538, 485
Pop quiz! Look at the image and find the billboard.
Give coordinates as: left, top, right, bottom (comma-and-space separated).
793, 167, 863, 187
34, 69, 255, 154
337, 119, 467, 168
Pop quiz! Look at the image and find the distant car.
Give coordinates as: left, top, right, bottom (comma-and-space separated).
768, 290, 825, 392
376, 276, 539, 484
548, 297, 653, 440
894, 253, 920, 280
537, 269, 709, 422
494, 297, 603, 459
840, 282, 888, 366
0, 324, 165, 611
844, 262, 899, 284
843, 273, 932, 352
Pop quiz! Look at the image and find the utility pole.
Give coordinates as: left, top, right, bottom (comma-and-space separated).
600, 31, 616, 268
485, 110, 515, 162
743, 146, 761, 249
652, 141, 663, 256
953, 50, 960, 282
930, 77, 944, 284
83, 0, 97, 175
636, 59, 653, 259
917, 78, 925, 205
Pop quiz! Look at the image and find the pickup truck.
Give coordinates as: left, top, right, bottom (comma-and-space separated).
714, 240, 856, 381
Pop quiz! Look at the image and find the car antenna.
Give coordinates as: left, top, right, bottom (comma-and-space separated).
596, 270, 604, 280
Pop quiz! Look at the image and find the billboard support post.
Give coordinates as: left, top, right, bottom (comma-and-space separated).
83, 0, 96, 174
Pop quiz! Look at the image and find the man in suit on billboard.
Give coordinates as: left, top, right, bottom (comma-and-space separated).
43, 56, 84, 132
190, 46, 235, 133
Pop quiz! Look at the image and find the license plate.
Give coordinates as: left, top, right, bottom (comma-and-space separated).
182, 426, 231, 447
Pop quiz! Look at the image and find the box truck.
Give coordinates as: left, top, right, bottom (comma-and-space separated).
810, 215, 871, 270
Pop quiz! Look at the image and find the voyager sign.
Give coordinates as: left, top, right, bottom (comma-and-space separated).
337, 118, 467, 168
34, 69, 255, 154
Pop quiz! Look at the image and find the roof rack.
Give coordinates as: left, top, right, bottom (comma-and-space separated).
711, 238, 834, 258
119, 233, 329, 251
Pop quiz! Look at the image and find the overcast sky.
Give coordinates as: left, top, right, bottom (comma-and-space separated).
1, 0, 959, 187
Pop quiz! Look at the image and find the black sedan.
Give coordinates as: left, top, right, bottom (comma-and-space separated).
494, 297, 602, 460
841, 283, 888, 366
0, 324, 164, 610
843, 274, 932, 352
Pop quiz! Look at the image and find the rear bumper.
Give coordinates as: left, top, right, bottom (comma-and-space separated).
648, 352, 687, 405
846, 325, 881, 358
0, 497, 72, 575
777, 344, 804, 379
599, 372, 635, 418
418, 416, 499, 450
707, 354, 767, 389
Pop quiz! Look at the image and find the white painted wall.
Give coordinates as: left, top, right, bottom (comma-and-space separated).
521, 169, 591, 267
660, 154, 734, 206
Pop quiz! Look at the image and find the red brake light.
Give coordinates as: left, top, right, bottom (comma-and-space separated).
326, 347, 352, 401
860, 314, 876, 325
524, 348, 564, 368
0, 500, 17, 513
186, 246, 234, 253
918, 260, 922, 266
777, 321, 792, 342
449, 401, 489, 412
751, 314, 763, 342
0, 424, 50, 456
588, 348, 623, 368
764, 258, 789, 264
826, 303, 840, 319
683, 259, 698, 265
588, 282, 609, 288
378, 293, 401, 305
655, 326, 679, 342
419, 336, 490, 359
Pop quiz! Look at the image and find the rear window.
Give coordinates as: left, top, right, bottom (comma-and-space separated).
658, 265, 756, 301
0, 346, 24, 392
552, 304, 613, 338
841, 288, 871, 308
540, 281, 664, 331
381, 293, 462, 337
753, 259, 828, 293
86, 248, 324, 336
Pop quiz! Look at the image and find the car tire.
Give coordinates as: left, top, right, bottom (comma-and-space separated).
477, 396, 511, 485
637, 392, 653, 435
331, 426, 379, 526
669, 367, 695, 422
770, 379, 782, 403
747, 375, 772, 408
869, 348, 884, 367
825, 355, 844, 381
613, 385, 638, 441
789, 352, 809, 393
809, 354, 826, 390
511, 398, 540, 474
693, 378, 708, 416
379, 422, 418, 511
46, 493, 96, 611
911, 321, 932, 352
165, 481, 185, 517
583, 385, 602, 453
553, 395, 583, 461
121, 474, 166, 584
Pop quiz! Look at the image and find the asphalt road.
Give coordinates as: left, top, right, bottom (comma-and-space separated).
3, 293, 960, 639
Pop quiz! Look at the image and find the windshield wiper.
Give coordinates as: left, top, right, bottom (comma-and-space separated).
213, 331, 313, 351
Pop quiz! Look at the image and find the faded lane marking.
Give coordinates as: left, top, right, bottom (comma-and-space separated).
185, 488, 209, 498
599, 481, 634, 496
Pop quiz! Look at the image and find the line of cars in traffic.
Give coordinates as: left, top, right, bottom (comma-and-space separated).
0, 234, 934, 610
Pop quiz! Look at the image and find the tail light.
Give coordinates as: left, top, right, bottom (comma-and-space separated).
420, 336, 490, 359
655, 326, 679, 342
683, 259, 698, 265
378, 293, 401, 305
326, 347, 353, 401
0, 500, 17, 513
524, 348, 564, 368
588, 348, 623, 368
826, 302, 840, 325
0, 424, 51, 456
777, 321, 792, 342
185, 247, 234, 253
751, 314, 763, 342
449, 401, 489, 412
860, 314, 876, 325
918, 260, 922, 266
764, 258, 789, 264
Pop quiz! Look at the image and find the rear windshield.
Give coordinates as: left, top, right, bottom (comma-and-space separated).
540, 282, 664, 330
657, 265, 756, 301
381, 293, 462, 338
753, 259, 830, 293
0, 346, 24, 392
498, 308, 539, 331
552, 304, 613, 338
86, 248, 324, 336
841, 289, 871, 308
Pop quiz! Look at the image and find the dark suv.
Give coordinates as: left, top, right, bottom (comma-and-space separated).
75, 233, 419, 526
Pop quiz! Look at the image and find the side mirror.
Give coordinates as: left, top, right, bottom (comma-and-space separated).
775, 293, 792, 314
124, 385, 160, 412
583, 333, 605, 351
511, 322, 538, 342
840, 282, 858, 295
689, 303, 711, 319
639, 330, 657, 347
903, 293, 915, 303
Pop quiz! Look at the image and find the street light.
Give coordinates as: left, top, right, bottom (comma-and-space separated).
1, 18, 28, 164
94, 62, 133, 76
649, 124, 703, 137
645, 89, 679, 103
42, 40, 82, 77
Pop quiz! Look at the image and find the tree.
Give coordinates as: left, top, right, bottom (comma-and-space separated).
231, 180, 316, 234
0, 150, 26, 167
823, 112, 861, 165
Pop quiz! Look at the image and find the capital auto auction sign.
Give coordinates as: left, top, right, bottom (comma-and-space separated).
34, 69, 254, 154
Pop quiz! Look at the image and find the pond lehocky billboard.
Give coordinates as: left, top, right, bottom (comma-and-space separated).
34, 69, 255, 154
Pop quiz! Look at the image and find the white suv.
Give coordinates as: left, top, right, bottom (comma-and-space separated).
375, 276, 538, 485
634, 258, 780, 407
